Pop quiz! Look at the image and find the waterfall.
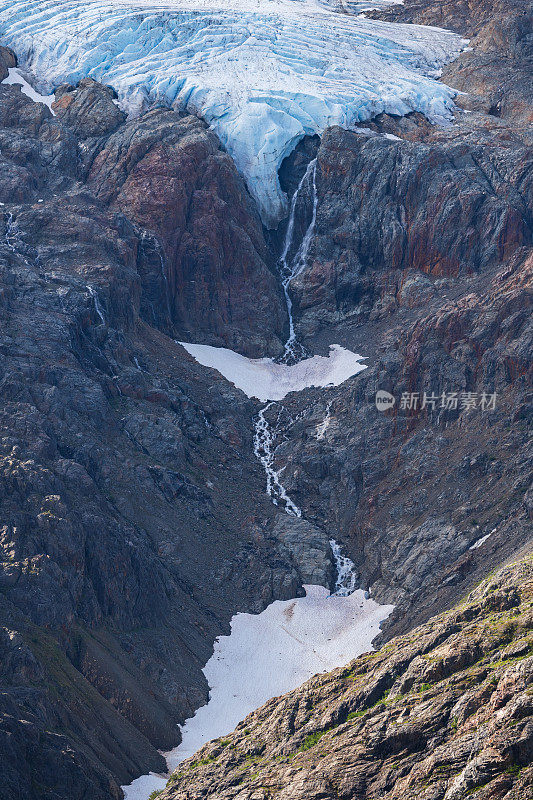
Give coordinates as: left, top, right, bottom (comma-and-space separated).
253, 158, 320, 516
253, 411, 357, 598
5, 212, 18, 253
329, 539, 358, 596
279, 158, 318, 364
253, 402, 301, 517
252, 155, 358, 596
5, 212, 29, 262
4, 212, 43, 269
141, 231, 171, 320
86, 285, 106, 326
158, 246, 172, 320
316, 401, 332, 440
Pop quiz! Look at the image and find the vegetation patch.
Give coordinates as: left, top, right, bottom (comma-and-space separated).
299, 729, 330, 751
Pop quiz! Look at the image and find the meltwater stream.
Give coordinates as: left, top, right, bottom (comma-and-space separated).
253, 402, 302, 517
123, 156, 389, 800
251, 155, 319, 512
279, 157, 318, 364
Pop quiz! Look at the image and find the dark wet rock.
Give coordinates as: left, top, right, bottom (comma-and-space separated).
0, 44, 16, 82
273, 515, 335, 588
278, 134, 320, 199
88, 109, 287, 356
290, 124, 531, 335
0, 64, 294, 800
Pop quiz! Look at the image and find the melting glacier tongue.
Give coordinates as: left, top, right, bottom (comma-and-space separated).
0, 0, 465, 226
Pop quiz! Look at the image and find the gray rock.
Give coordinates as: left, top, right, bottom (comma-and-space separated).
51, 77, 126, 137
0, 45, 16, 82
273, 515, 335, 589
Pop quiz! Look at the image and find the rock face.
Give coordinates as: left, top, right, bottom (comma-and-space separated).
272, 515, 335, 589
86, 104, 286, 356
0, 74, 297, 800
292, 122, 531, 330
290, 0, 532, 334
274, 243, 532, 637
0, 0, 531, 797
0, 44, 15, 81
369, 0, 533, 123
53, 77, 126, 137
263, 0, 532, 639
159, 554, 533, 800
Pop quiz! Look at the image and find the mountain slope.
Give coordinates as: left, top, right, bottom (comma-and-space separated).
0, 0, 531, 796
159, 552, 533, 800
0, 56, 306, 799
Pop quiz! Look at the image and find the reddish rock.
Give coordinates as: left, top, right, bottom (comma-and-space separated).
290, 123, 532, 335
51, 77, 126, 137
89, 109, 287, 356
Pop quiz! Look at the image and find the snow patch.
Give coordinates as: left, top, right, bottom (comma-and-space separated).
469, 529, 496, 550
121, 582, 392, 800
0, 0, 465, 226
180, 342, 367, 401
166, 585, 392, 767
123, 773, 167, 800
1, 67, 55, 113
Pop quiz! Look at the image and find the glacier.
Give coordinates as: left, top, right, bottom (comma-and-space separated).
0, 0, 465, 227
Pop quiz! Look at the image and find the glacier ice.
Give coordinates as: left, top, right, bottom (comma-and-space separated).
0, 0, 465, 226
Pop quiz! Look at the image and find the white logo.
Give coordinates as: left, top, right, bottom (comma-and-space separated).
375, 390, 396, 411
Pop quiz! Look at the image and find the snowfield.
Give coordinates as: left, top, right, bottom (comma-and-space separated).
123, 584, 393, 800
180, 342, 367, 400
2, 67, 56, 112
0, 0, 465, 226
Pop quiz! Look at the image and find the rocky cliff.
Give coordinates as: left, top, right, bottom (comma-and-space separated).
163, 553, 533, 800
0, 0, 531, 796
264, 0, 532, 638
0, 50, 301, 800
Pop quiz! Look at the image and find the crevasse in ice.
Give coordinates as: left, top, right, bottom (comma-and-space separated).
0, 0, 465, 226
